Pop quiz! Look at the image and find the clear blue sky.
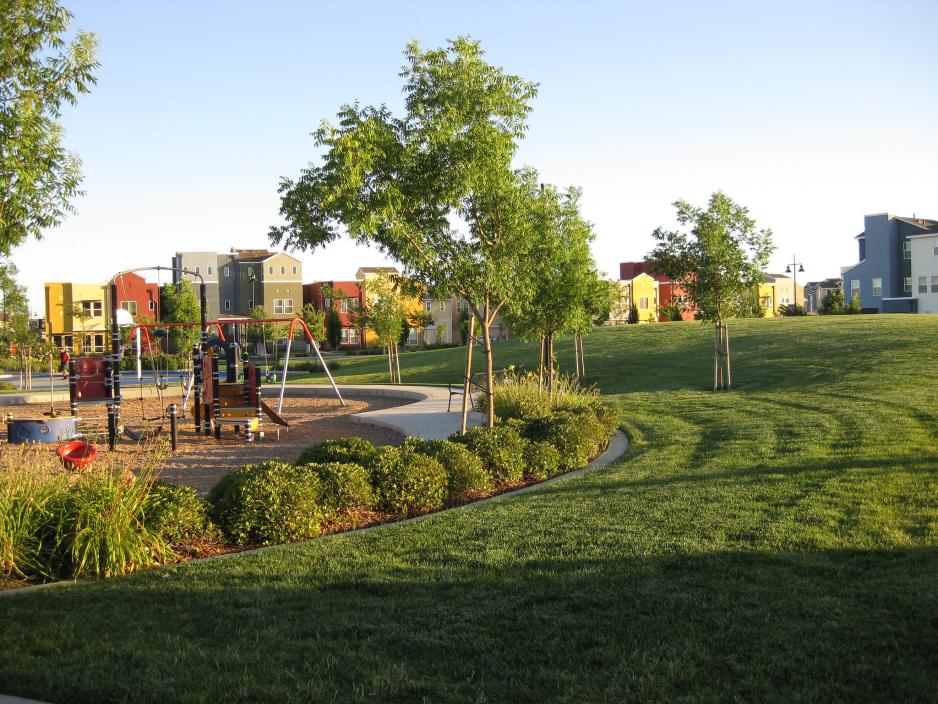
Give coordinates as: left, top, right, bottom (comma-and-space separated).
16, 0, 938, 313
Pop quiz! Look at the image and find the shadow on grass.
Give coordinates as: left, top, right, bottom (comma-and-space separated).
1, 545, 936, 703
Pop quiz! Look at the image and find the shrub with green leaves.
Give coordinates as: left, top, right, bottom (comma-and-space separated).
303, 462, 373, 515
404, 438, 491, 500
208, 462, 324, 546
369, 447, 447, 515
145, 481, 222, 553
523, 440, 561, 480
450, 425, 526, 484
295, 436, 378, 467
522, 411, 600, 471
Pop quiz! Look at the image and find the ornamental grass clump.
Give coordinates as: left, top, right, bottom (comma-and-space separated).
368, 447, 447, 515
404, 438, 491, 500
209, 462, 324, 546
450, 425, 526, 484
295, 436, 378, 467
302, 462, 373, 516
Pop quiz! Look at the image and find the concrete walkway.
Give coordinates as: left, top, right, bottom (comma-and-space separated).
288, 384, 485, 440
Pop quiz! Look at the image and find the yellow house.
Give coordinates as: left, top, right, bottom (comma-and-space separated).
757, 274, 804, 317
355, 267, 424, 347
620, 272, 659, 323
45, 282, 109, 354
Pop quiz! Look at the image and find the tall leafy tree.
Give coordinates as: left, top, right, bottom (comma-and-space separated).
324, 308, 342, 350
160, 281, 201, 357
357, 272, 406, 382
647, 192, 774, 390
818, 288, 844, 315
270, 37, 538, 427
1, 0, 99, 253
300, 303, 325, 343
500, 183, 603, 388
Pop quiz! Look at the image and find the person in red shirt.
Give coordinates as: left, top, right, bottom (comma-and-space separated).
59, 347, 70, 379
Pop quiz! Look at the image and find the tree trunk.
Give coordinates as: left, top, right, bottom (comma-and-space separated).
713, 322, 720, 392
724, 322, 732, 389
386, 344, 393, 382
573, 333, 580, 382
538, 335, 546, 392
578, 335, 586, 379
481, 302, 495, 429
460, 315, 475, 434
394, 343, 401, 384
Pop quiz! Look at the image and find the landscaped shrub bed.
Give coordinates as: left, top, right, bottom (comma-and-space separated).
2, 381, 619, 587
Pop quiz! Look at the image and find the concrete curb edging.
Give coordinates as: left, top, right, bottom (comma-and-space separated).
0, 429, 629, 599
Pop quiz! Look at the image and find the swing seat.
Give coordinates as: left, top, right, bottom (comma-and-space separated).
123, 426, 164, 443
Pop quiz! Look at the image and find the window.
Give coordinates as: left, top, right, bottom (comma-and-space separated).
919, 276, 928, 294
292, 266, 297, 275
224, 300, 231, 311
340, 298, 349, 313
639, 296, 649, 310
932, 276, 938, 293
905, 277, 912, 293
285, 299, 294, 314
903, 241, 911, 260
208, 266, 213, 276
248, 298, 254, 309
121, 301, 138, 316
280, 266, 286, 275
424, 300, 432, 312
340, 327, 360, 345
224, 267, 230, 277
82, 334, 104, 354
438, 301, 446, 312
934, 240, 938, 256
851, 279, 860, 298
81, 301, 103, 317
872, 278, 882, 297
348, 298, 359, 310
268, 266, 274, 275
195, 266, 200, 274
94, 334, 104, 353
274, 299, 284, 314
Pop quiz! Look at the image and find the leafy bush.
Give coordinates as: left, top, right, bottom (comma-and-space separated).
283, 358, 340, 374
522, 411, 603, 471
778, 303, 806, 316
209, 462, 324, 546
295, 436, 378, 467
404, 438, 491, 500
0, 380, 15, 391
145, 481, 222, 553
303, 462, 373, 515
450, 425, 526, 484
523, 440, 561, 480
369, 447, 447, 515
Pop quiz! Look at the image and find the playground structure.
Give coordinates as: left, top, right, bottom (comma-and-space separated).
60, 266, 344, 450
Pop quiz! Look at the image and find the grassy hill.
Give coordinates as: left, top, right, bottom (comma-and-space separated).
2, 315, 937, 703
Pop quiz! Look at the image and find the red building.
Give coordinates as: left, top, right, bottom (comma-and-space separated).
619, 261, 696, 321
303, 281, 365, 349
113, 272, 160, 323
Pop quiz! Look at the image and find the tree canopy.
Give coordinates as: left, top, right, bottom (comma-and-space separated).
270, 37, 541, 424
1, 0, 99, 254
160, 281, 201, 355
647, 191, 774, 322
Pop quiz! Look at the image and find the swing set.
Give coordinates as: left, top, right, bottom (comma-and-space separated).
65, 266, 344, 450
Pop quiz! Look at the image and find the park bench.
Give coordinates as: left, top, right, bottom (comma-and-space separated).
447, 367, 520, 412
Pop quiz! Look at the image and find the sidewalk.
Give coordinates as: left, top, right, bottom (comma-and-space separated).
287, 384, 485, 440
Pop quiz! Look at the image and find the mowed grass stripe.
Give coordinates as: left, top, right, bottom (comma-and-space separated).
2, 315, 937, 703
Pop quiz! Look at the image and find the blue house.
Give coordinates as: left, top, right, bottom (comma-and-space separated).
841, 213, 938, 312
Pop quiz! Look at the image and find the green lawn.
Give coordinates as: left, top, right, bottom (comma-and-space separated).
2, 315, 937, 703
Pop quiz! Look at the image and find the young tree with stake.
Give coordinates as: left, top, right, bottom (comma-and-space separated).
647, 192, 774, 391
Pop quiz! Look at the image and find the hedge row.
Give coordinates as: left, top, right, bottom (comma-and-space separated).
209, 404, 619, 547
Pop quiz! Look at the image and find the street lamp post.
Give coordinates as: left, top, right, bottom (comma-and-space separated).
785, 256, 805, 308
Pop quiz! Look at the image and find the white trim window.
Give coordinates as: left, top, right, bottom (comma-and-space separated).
851, 279, 860, 299
207, 266, 213, 276
268, 266, 274, 275
424, 300, 432, 312
274, 299, 284, 314
919, 277, 928, 294
224, 267, 230, 277
81, 301, 103, 317
283, 298, 294, 314
872, 278, 882, 297
121, 301, 138, 316
340, 327, 360, 345
148, 300, 155, 311
639, 296, 649, 310
934, 240, 938, 256
340, 298, 350, 314
280, 266, 286, 275
932, 276, 938, 294
905, 277, 912, 294
903, 241, 911, 260
292, 266, 297, 275
224, 300, 231, 311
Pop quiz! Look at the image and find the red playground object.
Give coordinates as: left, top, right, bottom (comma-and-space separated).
56, 440, 99, 471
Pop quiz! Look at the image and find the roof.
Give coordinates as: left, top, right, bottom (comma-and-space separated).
895, 216, 938, 230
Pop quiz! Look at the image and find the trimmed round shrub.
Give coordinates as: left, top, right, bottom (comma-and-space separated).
295, 436, 378, 467
450, 425, 526, 484
522, 411, 600, 471
146, 481, 222, 551
369, 447, 447, 515
404, 438, 491, 500
523, 440, 561, 480
208, 462, 324, 546
303, 462, 373, 515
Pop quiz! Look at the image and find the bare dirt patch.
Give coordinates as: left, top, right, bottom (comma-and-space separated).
3, 392, 405, 492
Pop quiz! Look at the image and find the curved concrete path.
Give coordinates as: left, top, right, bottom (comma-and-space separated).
287, 383, 486, 440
